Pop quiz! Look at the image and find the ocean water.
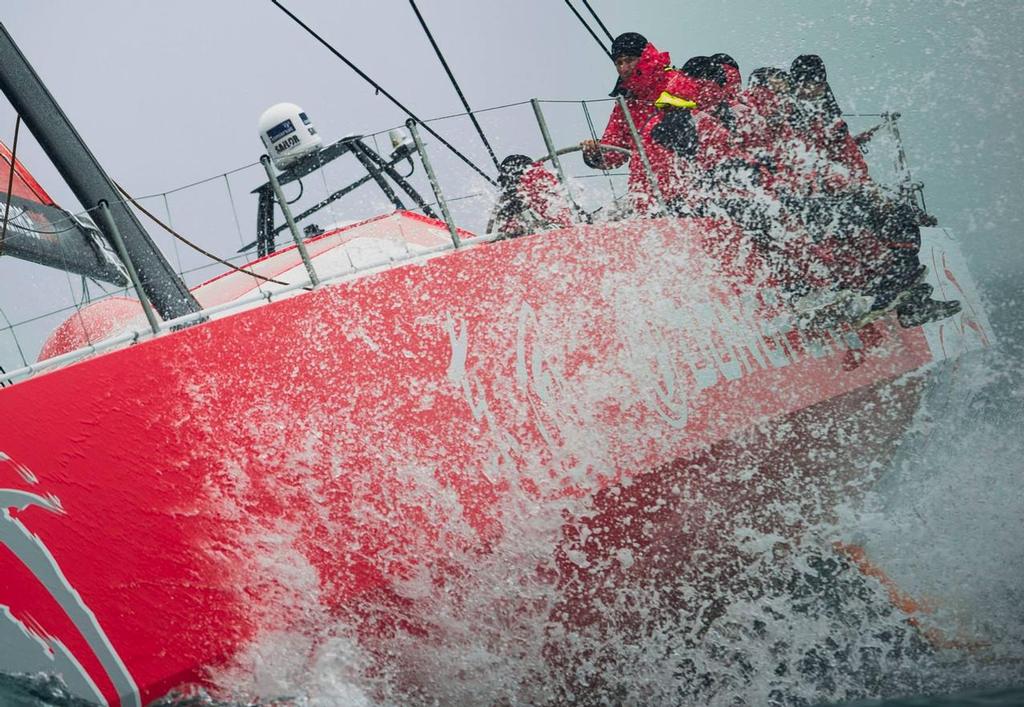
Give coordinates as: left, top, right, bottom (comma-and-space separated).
3, 306, 1022, 705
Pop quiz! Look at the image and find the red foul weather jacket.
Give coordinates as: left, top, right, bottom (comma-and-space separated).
588, 43, 705, 170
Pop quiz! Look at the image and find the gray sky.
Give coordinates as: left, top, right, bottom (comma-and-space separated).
1, 0, 1022, 363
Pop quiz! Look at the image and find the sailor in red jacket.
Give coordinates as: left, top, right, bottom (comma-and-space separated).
658, 57, 767, 217
614, 53, 737, 215
711, 53, 743, 106
580, 33, 703, 172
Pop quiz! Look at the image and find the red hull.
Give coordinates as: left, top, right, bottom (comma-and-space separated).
0, 216, 981, 705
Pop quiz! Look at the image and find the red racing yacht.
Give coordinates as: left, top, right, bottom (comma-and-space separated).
0, 19, 994, 707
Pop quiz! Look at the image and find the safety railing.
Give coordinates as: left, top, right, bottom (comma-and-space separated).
0, 96, 919, 387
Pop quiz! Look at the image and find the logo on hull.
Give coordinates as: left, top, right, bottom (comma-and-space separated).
0, 451, 141, 707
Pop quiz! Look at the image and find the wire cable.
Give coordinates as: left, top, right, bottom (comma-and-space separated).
285, 177, 304, 205
114, 182, 306, 289
0, 303, 27, 369
162, 193, 185, 276
580, 0, 614, 42
0, 203, 86, 235
562, 0, 611, 59
268, 0, 497, 186
581, 100, 619, 200
408, 0, 501, 173
223, 173, 247, 249
137, 159, 260, 199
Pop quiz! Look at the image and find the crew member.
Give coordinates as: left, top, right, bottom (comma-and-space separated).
580, 33, 702, 172
492, 154, 573, 238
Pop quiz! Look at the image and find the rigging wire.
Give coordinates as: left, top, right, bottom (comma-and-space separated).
1, 115, 22, 257
407, 0, 501, 173
57, 235, 94, 349
113, 182, 307, 290
285, 177, 304, 205
562, 0, 611, 59
223, 173, 248, 250
581, 100, 619, 201
0, 203, 85, 235
89, 276, 112, 295
138, 159, 260, 200
579, 0, 614, 42
268, 0, 498, 187
162, 193, 185, 276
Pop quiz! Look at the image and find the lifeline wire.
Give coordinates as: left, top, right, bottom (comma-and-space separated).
269, 0, 498, 187
580, 0, 614, 42
0, 303, 27, 369
0, 115, 21, 257
562, 0, 611, 59
138, 159, 259, 200
408, 0, 501, 173
114, 182, 305, 290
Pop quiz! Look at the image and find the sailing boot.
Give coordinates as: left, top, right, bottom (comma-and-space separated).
896, 284, 962, 328
849, 266, 933, 329
867, 262, 927, 312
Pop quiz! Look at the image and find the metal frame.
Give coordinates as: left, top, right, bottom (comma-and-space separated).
407, 119, 461, 248
260, 156, 319, 286
531, 98, 579, 220
615, 95, 670, 216
248, 136, 437, 256
96, 201, 160, 334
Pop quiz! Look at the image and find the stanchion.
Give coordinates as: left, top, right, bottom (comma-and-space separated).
261, 155, 320, 286
96, 200, 161, 335
406, 119, 461, 249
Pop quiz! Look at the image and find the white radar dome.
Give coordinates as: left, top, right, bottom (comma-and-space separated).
259, 103, 322, 170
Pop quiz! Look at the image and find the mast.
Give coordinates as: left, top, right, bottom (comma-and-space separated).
0, 22, 201, 321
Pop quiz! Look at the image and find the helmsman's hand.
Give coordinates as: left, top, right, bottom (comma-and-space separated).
580, 139, 603, 168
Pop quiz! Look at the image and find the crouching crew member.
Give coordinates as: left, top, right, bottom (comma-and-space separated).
492, 154, 573, 239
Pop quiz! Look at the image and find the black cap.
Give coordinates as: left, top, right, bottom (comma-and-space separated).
611, 32, 647, 60
711, 53, 739, 71
790, 54, 827, 84
682, 55, 726, 86
498, 154, 533, 189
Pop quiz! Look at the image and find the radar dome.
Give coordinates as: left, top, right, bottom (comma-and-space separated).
258, 103, 322, 170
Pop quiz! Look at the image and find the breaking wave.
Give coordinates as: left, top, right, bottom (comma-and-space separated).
3, 243, 1021, 707
199, 317, 1024, 705
3, 347, 1023, 703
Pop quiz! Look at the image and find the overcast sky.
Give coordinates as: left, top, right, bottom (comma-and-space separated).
1, 0, 1021, 362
